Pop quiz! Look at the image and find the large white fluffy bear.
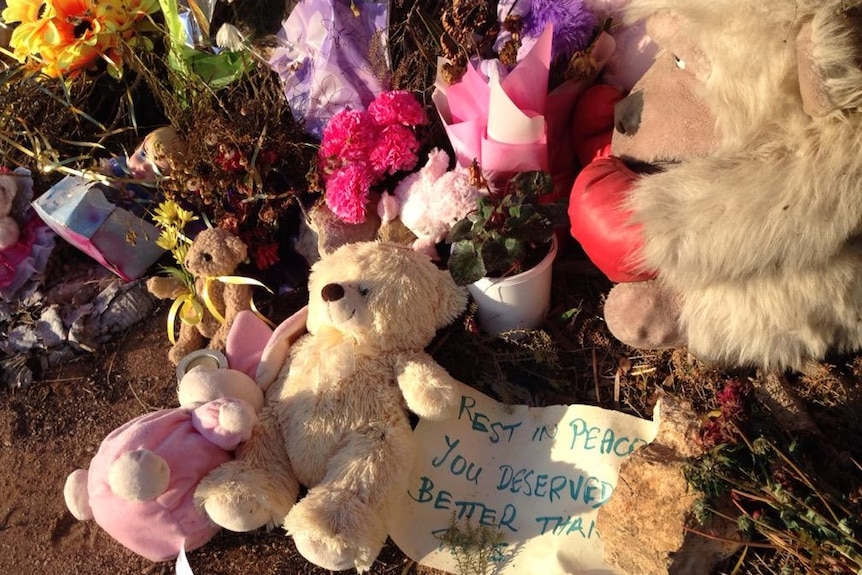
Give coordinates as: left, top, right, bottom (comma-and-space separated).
194, 241, 467, 572
571, 0, 862, 370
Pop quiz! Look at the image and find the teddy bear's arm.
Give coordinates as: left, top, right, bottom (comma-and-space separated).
629, 151, 862, 287
145, 275, 186, 300
394, 351, 461, 421
191, 398, 257, 450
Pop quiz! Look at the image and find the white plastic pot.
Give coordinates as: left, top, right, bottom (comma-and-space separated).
467, 235, 558, 335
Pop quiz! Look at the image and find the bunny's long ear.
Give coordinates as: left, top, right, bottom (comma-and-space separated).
256, 305, 309, 391
225, 310, 273, 380
797, 3, 862, 118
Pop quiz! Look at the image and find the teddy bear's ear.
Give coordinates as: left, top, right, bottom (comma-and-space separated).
226, 233, 248, 263
434, 271, 468, 330
797, 4, 862, 117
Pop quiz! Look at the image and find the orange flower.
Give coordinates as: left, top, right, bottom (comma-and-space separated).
3, 0, 155, 78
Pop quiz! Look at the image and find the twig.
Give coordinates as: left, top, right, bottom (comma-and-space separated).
684, 526, 776, 549
592, 348, 600, 403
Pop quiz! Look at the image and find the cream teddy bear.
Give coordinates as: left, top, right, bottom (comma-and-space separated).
195, 241, 468, 572
569, 0, 862, 369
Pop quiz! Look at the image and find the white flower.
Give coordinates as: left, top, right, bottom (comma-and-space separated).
215, 23, 246, 52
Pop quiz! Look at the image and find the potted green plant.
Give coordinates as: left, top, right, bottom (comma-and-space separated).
446, 171, 569, 334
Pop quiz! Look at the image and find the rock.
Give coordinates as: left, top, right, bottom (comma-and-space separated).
68, 280, 156, 350
597, 395, 741, 575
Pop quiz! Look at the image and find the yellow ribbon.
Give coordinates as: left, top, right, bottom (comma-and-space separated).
166, 275, 276, 344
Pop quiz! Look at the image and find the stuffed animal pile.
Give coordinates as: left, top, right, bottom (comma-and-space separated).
0, 168, 54, 299
569, 0, 862, 370
195, 241, 467, 573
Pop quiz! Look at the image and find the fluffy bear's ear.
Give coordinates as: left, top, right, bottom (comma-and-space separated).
797, 3, 862, 117
226, 233, 248, 264
434, 271, 468, 330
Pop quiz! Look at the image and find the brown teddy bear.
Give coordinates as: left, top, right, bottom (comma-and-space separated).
569, 0, 862, 370
147, 227, 251, 365
194, 241, 467, 573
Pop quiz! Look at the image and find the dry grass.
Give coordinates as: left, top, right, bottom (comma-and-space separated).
2, 1, 862, 573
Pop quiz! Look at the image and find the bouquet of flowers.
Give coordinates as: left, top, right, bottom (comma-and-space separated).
317, 90, 428, 224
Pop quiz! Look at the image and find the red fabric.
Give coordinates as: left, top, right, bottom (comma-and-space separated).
571, 84, 624, 166
569, 156, 656, 283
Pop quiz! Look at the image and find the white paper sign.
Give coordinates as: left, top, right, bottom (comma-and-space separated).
176, 542, 194, 575
390, 385, 659, 575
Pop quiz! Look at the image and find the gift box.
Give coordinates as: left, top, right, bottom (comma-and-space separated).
32, 176, 165, 281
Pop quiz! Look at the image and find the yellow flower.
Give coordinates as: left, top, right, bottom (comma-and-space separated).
93, 0, 132, 32
9, 19, 58, 60
153, 200, 180, 228
173, 239, 190, 267
175, 205, 198, 228
1, 0, 55, 24
156, 226, 179, 252
4, 0, 155, 78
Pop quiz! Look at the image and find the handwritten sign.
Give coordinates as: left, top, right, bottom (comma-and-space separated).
389, 385, 659, 575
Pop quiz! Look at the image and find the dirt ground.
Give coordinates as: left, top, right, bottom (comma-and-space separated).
0, 300, 453, 575
0, 233, 455, 575
2, 238, 862, 575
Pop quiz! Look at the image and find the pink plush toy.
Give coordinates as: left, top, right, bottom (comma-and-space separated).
377, 148, 485, 257
62, 365, 264, 562
0, 167, 55, 299
0, 176, 20, 250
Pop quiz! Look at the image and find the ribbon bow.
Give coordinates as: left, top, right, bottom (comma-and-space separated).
166, 275, 275, 344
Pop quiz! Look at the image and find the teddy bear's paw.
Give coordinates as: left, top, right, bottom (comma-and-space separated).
195, 462, 298, 531
291, 531, 359, 572
285, 492, 386, 573
63, 469, 93, 521
603, 281, 687, 350
216, 400, 256, 436
201, 490, 271, 532
109, 449, 170, 501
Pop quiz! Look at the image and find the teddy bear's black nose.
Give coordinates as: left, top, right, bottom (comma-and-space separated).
614, 90, 643, 136
321, 283, 345, 302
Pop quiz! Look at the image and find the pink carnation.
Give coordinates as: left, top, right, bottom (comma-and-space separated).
324, 163, 376, 224
319, 109, 378, 162
368, 91, 428, 127
370, 124, 421, 177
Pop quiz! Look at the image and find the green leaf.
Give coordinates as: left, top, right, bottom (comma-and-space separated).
480, 239, 511, 277
448, 241, 487, 286
447, 217, 474, 243
444, 171, 568, 282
